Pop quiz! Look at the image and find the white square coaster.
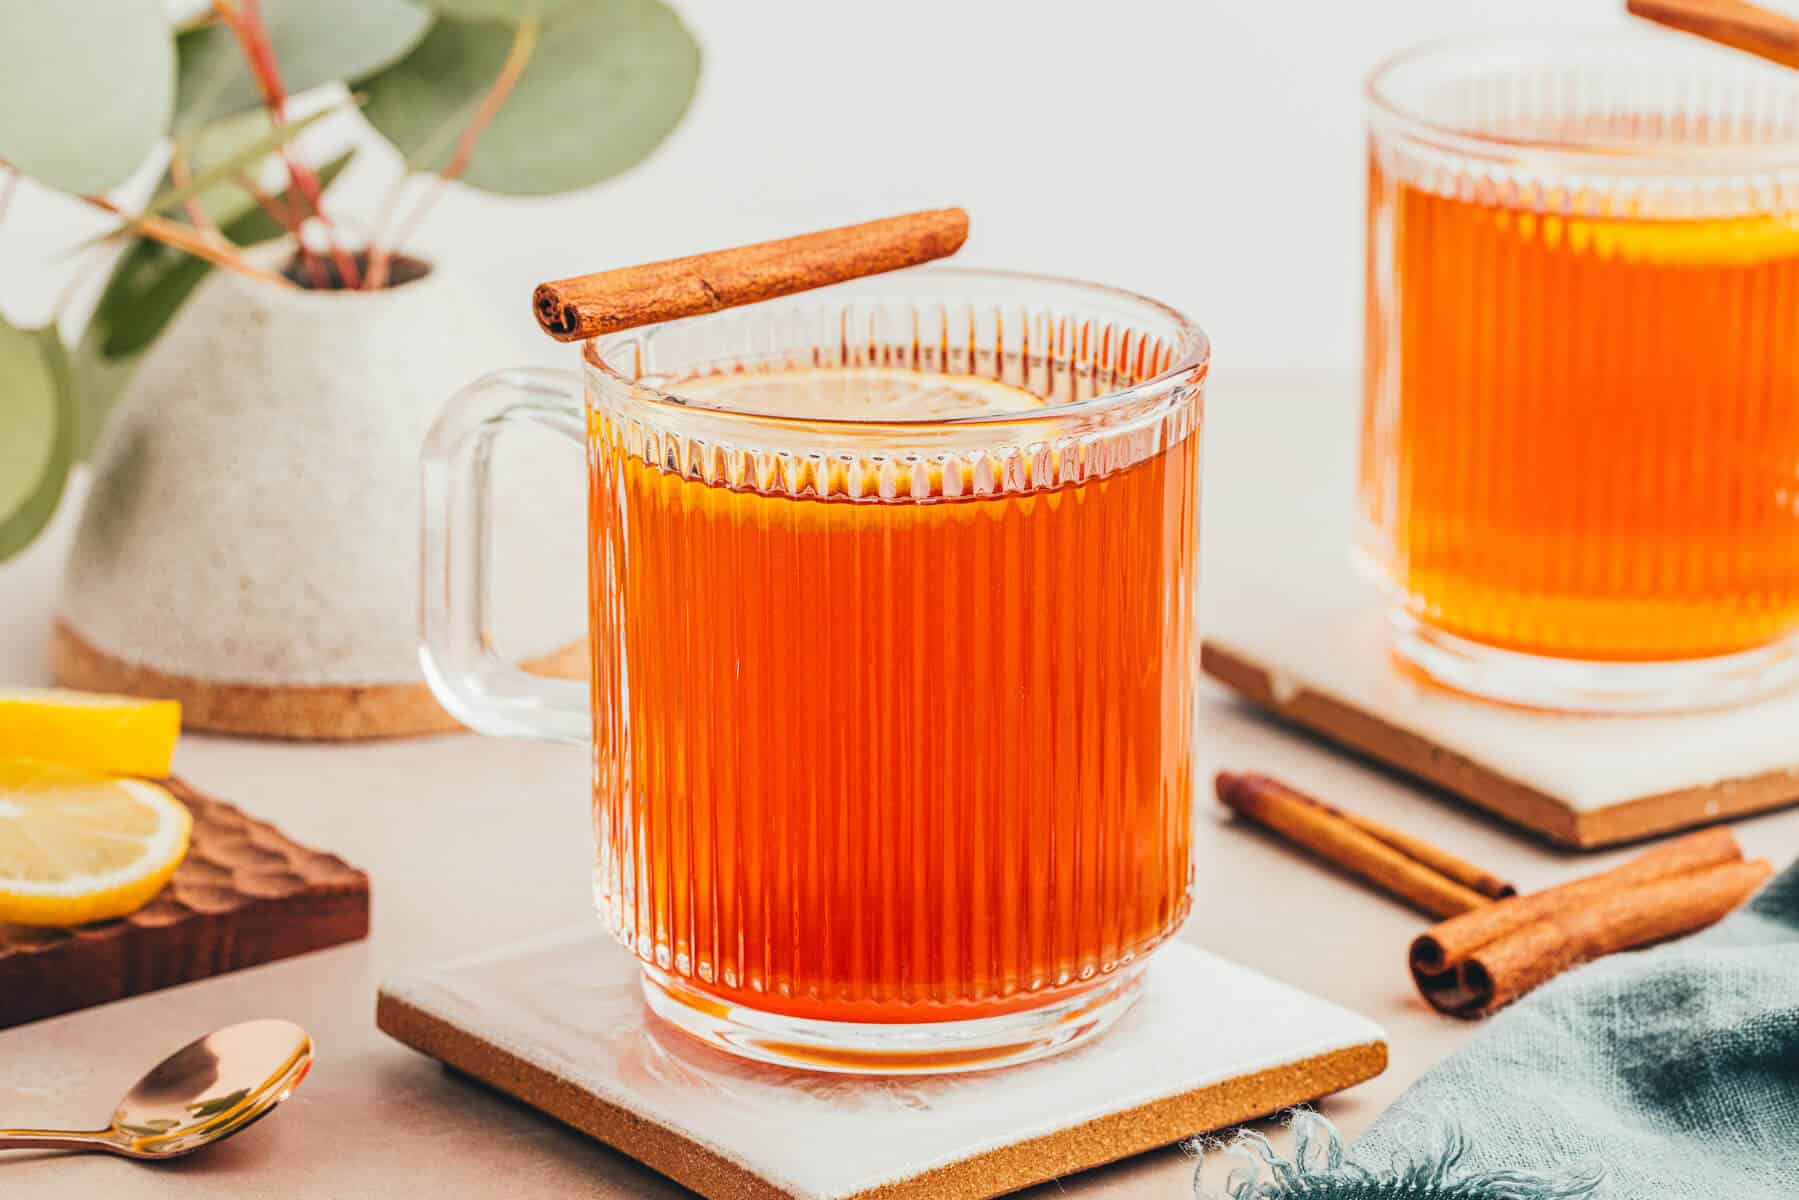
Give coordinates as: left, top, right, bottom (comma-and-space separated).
1203, 560, 1799, 848
378, 933, 1385, 1200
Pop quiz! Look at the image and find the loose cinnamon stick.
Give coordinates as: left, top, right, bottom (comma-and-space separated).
1629, 0, 1799, 71
532, 208, 970, 342
1415, 857, 1771, 1017
1409, 826, 1742, 975
1215, 772, 1497, 918
1315, 789, 1513, 900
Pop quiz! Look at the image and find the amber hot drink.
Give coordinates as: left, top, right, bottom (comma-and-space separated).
590, 366, 1199, 1033
1361, 35, 1799, 711
423, 257, 1210, 1073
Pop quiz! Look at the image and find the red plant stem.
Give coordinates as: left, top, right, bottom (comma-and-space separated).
441, 18, 539, 183
211, 0, 361, 288
218, 0, 284, 110
363, 17, 540, 289
233, 171, 304, 235
279, 147, 361, 286
234, 171, 327, 287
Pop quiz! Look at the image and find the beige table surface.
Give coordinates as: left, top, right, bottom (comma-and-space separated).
4, 367, 1796, 1198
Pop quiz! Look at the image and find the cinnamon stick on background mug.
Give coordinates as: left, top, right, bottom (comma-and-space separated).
532, 208, 970, 341
1629, 0, 1799, 71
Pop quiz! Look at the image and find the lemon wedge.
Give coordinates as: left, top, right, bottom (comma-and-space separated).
677, 366, 1047, 420
0, 759, 192, 926
0, 689, 181, 777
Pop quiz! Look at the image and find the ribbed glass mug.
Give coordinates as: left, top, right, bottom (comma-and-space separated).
1362, 34, 1799, 711
420, 268, 1208, 1072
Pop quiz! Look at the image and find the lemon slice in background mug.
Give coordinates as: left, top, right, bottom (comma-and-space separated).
0, 759, 192, 926
0, 689, 181, 777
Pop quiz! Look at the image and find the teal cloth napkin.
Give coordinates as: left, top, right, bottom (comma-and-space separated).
1201, 857, 1799, 1199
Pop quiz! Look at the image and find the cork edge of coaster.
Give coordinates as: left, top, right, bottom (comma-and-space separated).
49, 618, 587, 740
376, 990, 1386, 1200
1202, 639, 1799, 850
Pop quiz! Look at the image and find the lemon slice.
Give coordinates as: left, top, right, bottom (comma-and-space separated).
677, 367, 1047, 420
0, 759, 192, 926
0, 689, 181, 777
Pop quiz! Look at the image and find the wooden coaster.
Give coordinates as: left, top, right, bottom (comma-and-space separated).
377, 933, 1386, 1200
0, 779, 369, 1029
49, 619, 586, 740
1203, 580, 1799, 849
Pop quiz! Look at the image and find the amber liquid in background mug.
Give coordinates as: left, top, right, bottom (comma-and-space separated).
1361, 34, 1799, 711
422, 269, 1208, 1072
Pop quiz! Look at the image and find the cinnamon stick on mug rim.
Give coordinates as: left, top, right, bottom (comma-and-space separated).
1215, 772, 1511, 919
533, 208, 970, 342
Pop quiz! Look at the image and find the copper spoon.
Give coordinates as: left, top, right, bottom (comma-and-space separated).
0, 1019, 311, 1159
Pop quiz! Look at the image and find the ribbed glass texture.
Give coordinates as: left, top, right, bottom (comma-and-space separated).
584, 273, 1206, 1024
1361, 36, 1799, 662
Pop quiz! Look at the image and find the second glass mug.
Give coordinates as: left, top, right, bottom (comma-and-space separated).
1362, 33, 1799, 712
420, 268, 1209, 1073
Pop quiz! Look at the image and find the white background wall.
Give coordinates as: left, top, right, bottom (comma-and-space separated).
5, 0, 1640, 371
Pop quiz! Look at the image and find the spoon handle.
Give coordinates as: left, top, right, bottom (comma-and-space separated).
0, 1128, 114, 1153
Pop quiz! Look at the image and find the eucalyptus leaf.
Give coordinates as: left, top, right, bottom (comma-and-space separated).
419, 0, 576, 22
110, 103, 343, 239
68, 336, 138, 462
71, 151, 355, 456
361, 0, 699, 196
174, 0, 431, 130
0, 2, 174, 193
0, 321, 76, 561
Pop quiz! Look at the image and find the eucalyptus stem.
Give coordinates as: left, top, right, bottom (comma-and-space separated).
79, 195, 293, 288
234, 172, 327, 287
211, 0, 358, 288
362, 170, 415, 283
233, 171, 306, 238
363, 16, 541, 290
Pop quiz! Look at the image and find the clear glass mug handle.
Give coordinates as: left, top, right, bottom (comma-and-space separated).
419, 367, 589, 744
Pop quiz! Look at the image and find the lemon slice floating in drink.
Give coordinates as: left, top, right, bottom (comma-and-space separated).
0, 689, 181, 778
0, 759, 192, 926
677, 367, 1047, 497
678, 366, 1046, 420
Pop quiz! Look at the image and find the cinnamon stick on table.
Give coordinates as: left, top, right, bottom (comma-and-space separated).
532, 208, 970, 342
1410, 828, 1772, 1018
1215, 773, 1513, 919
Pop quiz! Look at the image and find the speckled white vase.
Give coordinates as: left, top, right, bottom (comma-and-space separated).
52, 249, 586, 738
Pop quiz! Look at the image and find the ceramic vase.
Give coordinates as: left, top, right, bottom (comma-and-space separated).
52, 250, 585, 738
